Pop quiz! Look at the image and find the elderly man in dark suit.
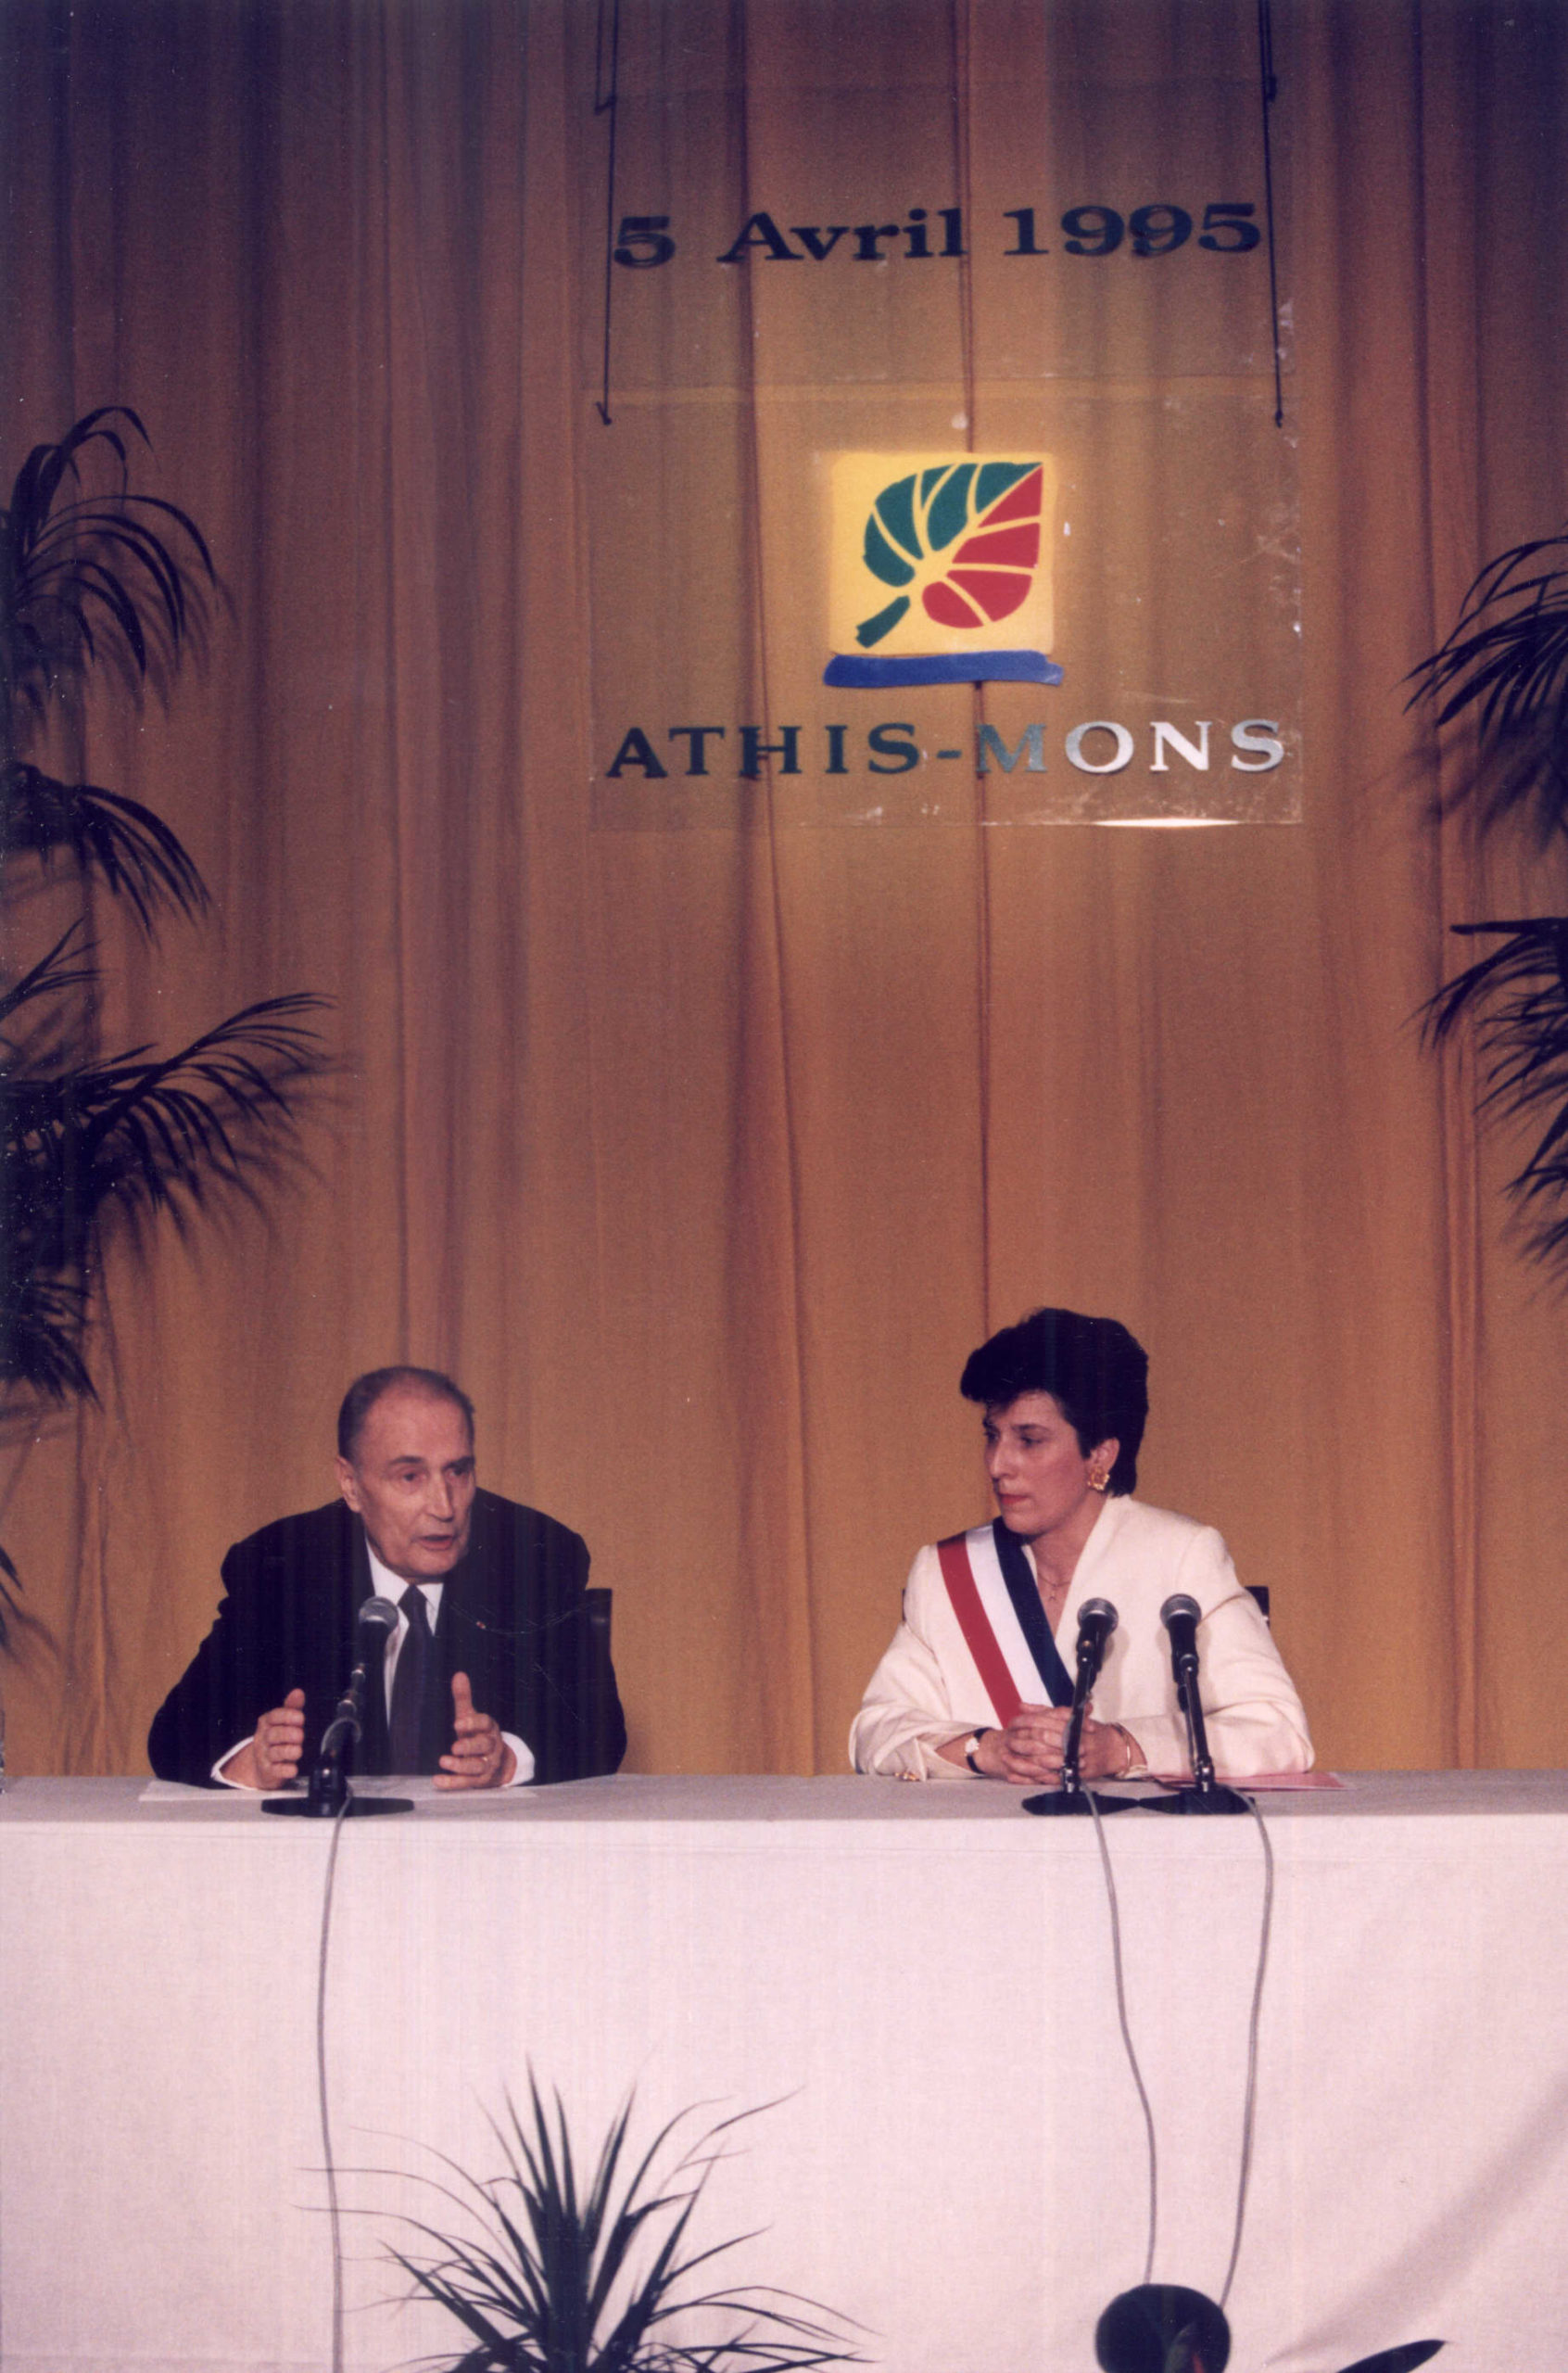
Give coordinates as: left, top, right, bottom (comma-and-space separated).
148, 1365, 626, 1789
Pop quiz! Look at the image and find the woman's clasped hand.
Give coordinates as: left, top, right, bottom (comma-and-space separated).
967, 1705, 1134, 1785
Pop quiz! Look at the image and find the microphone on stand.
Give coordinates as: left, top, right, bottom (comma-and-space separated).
1160, 1593, 1201, 1686
332, 1593, 400, 1748
1064, 1597, 1118, 1788
1024, 1597, 1139, 1820
262, 1594, 415, 1820
1144, 1592, 1250, 1817
1074, 1597, 1119, 1683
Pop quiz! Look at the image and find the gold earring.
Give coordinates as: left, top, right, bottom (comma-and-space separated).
1089, 1467, 1109, 1494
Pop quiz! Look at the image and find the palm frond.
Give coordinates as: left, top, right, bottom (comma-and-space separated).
0, 974, 333, 1396
1, 406, 213, 746
381, 2084, 865, 2373
0, 922, 98, 1034
2, 760, 206, 931
1334, 2346, 1443, 2373
1406, 534, 1568, 843
1423, 917, 1568, 1276
0, 1540, 18, 1652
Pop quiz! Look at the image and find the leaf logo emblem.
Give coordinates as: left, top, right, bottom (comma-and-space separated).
856, 462, 1043, 649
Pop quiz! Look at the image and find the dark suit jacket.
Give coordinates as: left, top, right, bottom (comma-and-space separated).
147, 1490, 626, 1787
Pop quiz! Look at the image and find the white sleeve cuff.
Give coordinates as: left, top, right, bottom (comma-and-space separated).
213, 1734, 536, 1787
212, 1739, 255, 1788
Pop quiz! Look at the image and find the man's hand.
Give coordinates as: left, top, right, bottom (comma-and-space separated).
221, 1688, 307, 1790
436, 1671, 516, 1790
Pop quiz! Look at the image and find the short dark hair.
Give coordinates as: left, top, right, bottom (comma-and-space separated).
958, 1308, 1149, 1495
336, 1366, 476, 1462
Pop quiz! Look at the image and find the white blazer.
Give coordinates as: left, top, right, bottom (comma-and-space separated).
850, 1494, 1313, 1781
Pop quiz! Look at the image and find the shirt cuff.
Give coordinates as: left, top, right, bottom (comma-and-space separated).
215, 1733, 535, 1786
212, 1739, 254, 1787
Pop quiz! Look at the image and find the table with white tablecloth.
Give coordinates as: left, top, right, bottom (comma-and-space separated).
1, 1772, 1563, 2373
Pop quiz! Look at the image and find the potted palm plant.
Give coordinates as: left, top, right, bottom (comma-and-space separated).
1409, 535, 1568, 1272
0, 407, 330, 1636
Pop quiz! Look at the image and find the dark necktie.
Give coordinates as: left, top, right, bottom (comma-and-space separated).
388, 1585, 433, 1772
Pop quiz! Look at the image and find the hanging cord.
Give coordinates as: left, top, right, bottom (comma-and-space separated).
1086, 1788, 1276, 2301
1219, 1799, 1275, 2309
1086, 1789, 1160, 2285
314, 1794, 355, 2373
1256, 0, 1284, 428
594, 0, 623, 424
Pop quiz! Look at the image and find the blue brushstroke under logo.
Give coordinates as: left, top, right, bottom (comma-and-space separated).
824, 650, 1065, 689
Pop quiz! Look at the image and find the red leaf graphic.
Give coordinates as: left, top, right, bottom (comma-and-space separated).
983, 468, 1043, 527
916, 463, 1043, 631
952, 523, 1040, 569
952, 570, 1032, 619
924, 582, 984, 628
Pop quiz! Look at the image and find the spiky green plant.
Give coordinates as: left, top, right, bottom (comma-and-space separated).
382, 2081, 865, 2373
1, 927, 328, 1402
1, 406, 215, 926
1409, 535, 1568, 1276
1423, 917, 1568, 1271
1406, 535, 1568, 844
1333, 2347, 1443, 2373
1, 405, 212, 748
0, 410, 332, 1643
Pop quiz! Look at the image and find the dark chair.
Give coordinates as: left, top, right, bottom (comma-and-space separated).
585, 1587, 613, 1649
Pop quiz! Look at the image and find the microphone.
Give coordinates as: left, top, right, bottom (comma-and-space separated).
1160, 1593, 1201, 1682
1074, 1596, 1119, 1686
326, 1596, 400, 1752
358, 1593, 400, 1656
1022, 1595, 1136, 1819
1143, 1589, 1251, 1814
1061, 1597, 1119, 1792
260, 1592, 413, 1820
313, 1595, 404, 1788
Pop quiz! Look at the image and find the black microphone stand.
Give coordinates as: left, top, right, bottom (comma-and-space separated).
1144, 1647, 1250, 1818
1024, 1609, 1139, 1820
262, 1643, 414, 1820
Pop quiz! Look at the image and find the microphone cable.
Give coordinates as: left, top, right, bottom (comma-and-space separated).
313, 1789, 355, 2373
1086, 1786, 1160, 2284
1084, 1782, 1276, 2302
1219, 1797, 1275, 2310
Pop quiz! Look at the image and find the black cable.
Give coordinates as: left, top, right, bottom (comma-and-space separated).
1257, 0, 1284, 428
1087, 1783, 1277, 2302
1219, 1798, 1275, 2308
595, 0, 622, 425
1086, 1787, 1159, 2285
314, 1791, 354, 2373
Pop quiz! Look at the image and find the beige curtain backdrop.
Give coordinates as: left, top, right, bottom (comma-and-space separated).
2, 0, 1565, 1779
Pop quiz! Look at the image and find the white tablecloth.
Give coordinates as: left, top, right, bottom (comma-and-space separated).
1, 1772, 1563, 2373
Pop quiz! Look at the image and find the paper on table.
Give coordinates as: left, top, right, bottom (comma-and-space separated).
1151, 1769, 1347, 1791
138, 1774, 537, 1805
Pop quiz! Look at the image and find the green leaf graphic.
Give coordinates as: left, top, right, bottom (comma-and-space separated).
863, 511, 916, 589
873, 474, 921, 561
925, 463, 977, 552
855, 595, 910, 648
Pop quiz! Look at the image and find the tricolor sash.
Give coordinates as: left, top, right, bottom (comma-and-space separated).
935, 1520, 1074, 1723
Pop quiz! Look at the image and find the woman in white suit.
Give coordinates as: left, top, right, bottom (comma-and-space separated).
851, 1308, 1312, 1784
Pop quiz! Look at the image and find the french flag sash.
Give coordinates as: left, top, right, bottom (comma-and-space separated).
935, 1520, 1074, 1722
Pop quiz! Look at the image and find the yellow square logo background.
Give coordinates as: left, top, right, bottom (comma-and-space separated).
828, 451, 1057, 659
